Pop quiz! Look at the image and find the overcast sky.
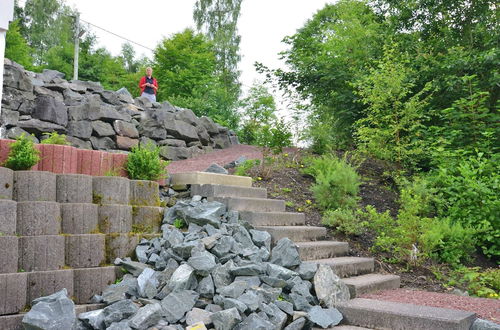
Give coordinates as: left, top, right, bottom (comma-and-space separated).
62, 0, 332, 93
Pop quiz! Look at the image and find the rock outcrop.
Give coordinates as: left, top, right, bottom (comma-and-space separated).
1, 59, 239, 160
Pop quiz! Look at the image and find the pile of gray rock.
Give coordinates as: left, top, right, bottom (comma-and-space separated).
23, 197, 350, 329
1, 59, 238, 160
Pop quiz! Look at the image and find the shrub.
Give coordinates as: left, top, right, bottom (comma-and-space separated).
234, 159, 260, 177
41, 132, 70, 145
302, 155, 360, 210
126, 143, 168, 181
448, 267, 500, 299
3, 134, 40, 170
322, 208, 365, 235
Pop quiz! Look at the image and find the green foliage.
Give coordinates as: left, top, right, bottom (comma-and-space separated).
3, 134, 40, 171
126, 143, 168, 181
302, 155, 360, 210
447, 267, 500, 299
5, 20, 34, 69
41, 132, 69, 145
322, 208, 365, 236
103, 168, 121, 177
428, 153, 500, 258
234, 159, 260, 177
363, 178, 478, 265
173, 219, 186, 230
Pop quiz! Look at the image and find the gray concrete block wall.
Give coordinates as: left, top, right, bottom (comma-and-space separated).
18, 235, 65, 272
0, 168, 163, 320
0, 273, 27, 315
92, 176, 130, 205
0, 200, 16, 235
65, 234, 105, 268
16, 201, 61, 236
13, 171, 56, 202
130, 180, 160, 206
56, 174, 92, 203
0, 236, 18, 273
0, 167, 13, 200
60, 203, 99, 234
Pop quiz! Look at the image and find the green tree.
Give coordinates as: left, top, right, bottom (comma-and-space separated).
5, 20, 34, 69
193, 0, 243, 124
121, 42, 137, 73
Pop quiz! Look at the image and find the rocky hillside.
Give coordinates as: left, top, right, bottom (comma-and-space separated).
1, 59, 238, 160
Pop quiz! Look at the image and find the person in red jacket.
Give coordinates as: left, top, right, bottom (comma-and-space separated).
139, 67, 158, 102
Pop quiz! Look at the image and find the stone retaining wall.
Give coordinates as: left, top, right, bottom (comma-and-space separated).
1, 59, 239, 161
0, 167, 164, 329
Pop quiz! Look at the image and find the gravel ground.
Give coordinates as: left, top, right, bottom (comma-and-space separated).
362, 289, 500, 323
166, 145, 262, 174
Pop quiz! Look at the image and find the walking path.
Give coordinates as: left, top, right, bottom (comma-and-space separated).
166, 145, 262, 174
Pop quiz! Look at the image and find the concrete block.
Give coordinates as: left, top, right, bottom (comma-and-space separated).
309, 257, 374, 278
0, 236, 18, 274
60, 203, 99, 234
16, 201, 60, 236
92, 176, 130, 205
73, 267, 121, 304
18, 235, 65, 272
0, 167, 13, 199
0, 272, 27, 314
170, 172, 252, 187
13, 171, 56, 202
130, 180, 160, 206
105, 234, 139, 263
132, 206, 163, 233
191, 184, 267, 199
65, 234, 105, 268
56, 174, 92, 203
98, 204, 132, 233
296, 241, 349, 261
254, 225, 327, 244
26, 269, 74, 303
336, 298, 476, 330
239, 211, 305, 226
0, 200, 16, 235
341, 274, 401, 298
209, 196, 285, 212
0, 314, 24, 330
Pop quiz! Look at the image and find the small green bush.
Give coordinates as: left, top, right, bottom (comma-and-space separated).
173, 218, 186, 229
3, 134, 40, 170
234, 159, 261, 177
448, 267, 500, 299
322, 208, 365, 235
126, 143, 168, 181
41, 132, 70, 145
302, 155, 360, 210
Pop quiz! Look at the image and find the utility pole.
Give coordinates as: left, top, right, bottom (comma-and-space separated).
73, 13, 80, 80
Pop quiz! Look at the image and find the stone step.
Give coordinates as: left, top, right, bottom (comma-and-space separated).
308, 257, 374, 278
341, 273, 401, 298
254, 225, 327, 243
209, 196, 285, 212
295, 241, 349, 260
191, 184, 267, 199
170, 172, 252, 188
336, 298, 476, 330
239, 211, 306, 226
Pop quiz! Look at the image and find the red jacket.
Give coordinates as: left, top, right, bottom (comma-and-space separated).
139, 76, 158, 95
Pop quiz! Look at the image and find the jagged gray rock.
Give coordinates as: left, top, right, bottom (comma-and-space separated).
314, 264, 350, 307
270, 238, 301, 268
205, 163, 228, 174
22, 289, 76, 330
161, 290, 199, 323
103, 299, 139, 327
307, 306, 343, 328
128, 303, 163, 330
78, 309, 106, 330
212, 307, 242, 330
472, 319, 500, 330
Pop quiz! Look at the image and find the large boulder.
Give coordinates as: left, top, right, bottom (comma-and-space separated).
164, 119, 200, 142
22, 289, 76, 330
32, 95, 68, 126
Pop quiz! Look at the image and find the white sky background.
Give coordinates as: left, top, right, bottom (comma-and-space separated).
60, 0, 332, 95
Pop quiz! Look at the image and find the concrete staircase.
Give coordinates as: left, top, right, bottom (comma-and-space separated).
178, 173, 401, 299
175, 173, 479, 329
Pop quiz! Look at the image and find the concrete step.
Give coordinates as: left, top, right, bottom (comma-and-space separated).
191, 184, 267, 199
239, 211, 306, 226
336, 298, 476, 330
254, 225, 327, 243
170, 172, 252, 188
342, 273, 401, 298
308, 257, 374, 278
209, 196, 285, 212
296, 241, 349, 260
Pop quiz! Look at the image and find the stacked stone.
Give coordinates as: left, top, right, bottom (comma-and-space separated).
130, 180, 164, 234
23, 198, 349, 329
1, 59, 239, 160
